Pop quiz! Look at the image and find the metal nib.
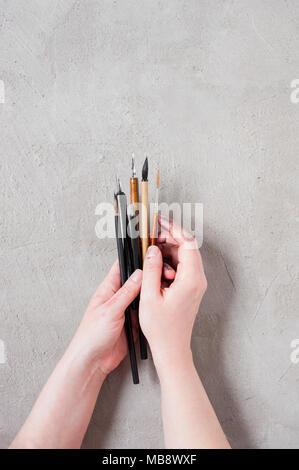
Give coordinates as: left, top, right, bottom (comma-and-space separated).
116, 175, 122, 194
131, 154, 136, 178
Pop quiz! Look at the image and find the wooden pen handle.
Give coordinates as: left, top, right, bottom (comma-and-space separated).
151, 212, 158, 246
130, 178, 139, 212
141, 181, 149, 263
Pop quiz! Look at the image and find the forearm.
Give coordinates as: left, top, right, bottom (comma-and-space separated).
10, 344, 105, 449
154, 351, 230, 449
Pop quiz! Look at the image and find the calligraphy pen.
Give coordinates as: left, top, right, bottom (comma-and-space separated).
130, 156, 147, 359
114, 181, 139, 384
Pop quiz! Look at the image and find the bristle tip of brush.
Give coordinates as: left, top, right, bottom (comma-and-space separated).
142, 157, 148, 182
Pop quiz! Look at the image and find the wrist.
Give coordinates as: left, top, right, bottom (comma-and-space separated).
64, 341, 107, 384
151, 346, 194, 380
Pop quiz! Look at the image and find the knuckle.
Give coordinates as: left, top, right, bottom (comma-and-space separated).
188, 274, 207, 299
121, 278, 137, 297
187, 272, 203, 295
120, 284, 132, 297
201, 275, 208, 293
188, 280, 200, 296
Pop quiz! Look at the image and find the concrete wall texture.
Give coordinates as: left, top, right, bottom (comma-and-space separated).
0, 0, 299, 449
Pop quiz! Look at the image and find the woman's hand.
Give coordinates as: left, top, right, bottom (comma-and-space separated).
10, 262, 143, 449
69, 262, 143, 377
68, 255, 175, 378
139, 216, 207, 374
139, 217, 229, 449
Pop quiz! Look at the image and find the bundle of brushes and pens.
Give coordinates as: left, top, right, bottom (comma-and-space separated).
114, 156, 159, 384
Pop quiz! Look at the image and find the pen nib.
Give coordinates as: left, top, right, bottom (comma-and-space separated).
131, 154, 136, 178
116, 175, 122, 194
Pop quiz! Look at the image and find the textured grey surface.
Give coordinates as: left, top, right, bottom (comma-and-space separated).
0, 0, 299, 449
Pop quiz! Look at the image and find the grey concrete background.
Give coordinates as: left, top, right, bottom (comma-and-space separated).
0, 0, 299, 449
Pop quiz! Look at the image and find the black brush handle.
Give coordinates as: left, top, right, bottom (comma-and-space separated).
124, 236, 138, 310
115, 216, 139, 384
124, 309, 139, 384
139, 323, 148, 360
115, 217, 126, 284
128, 217, 148, 360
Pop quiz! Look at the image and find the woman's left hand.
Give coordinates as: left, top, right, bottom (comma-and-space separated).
69, 261, 143, 377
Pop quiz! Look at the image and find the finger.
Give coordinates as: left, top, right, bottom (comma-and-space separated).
157, 231, 166, 243
105, 269, 143, 316
89, 260, 121, 307
159, 243, 179, 268
157, 230, 174, 244
159, 215, 204, 281
159, 215, 196, 245
162, 262, 176, 280
141, 245, 163, 300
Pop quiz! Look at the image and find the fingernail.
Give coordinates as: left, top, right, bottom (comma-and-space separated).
147, 245, 159, 258
131, 269, 142, 282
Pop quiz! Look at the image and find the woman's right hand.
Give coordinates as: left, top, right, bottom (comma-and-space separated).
139, 216, 207, 375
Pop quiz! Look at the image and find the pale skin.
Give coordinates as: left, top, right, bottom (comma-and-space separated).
10, 216, 230, 449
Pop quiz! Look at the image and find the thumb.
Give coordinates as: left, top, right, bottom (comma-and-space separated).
141, 245, 163, 300
105, 269, 143, 315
